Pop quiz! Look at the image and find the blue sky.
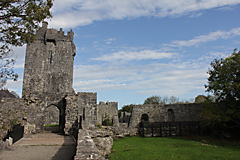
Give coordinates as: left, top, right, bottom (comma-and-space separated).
5, 0, 240, 108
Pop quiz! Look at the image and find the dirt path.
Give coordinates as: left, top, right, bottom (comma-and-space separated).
0, 133, 76, 160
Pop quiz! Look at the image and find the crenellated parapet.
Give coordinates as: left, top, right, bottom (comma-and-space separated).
35, 22, 74, 42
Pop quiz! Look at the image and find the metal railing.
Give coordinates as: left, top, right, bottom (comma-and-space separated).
139, 121, 200, 137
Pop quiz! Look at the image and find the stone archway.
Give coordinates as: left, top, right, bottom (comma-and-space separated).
44, 105, 59, 125
44, 98, 66, 134
167, 109, 175, 122
141, 114, 149, 122
44, 104, 60, 133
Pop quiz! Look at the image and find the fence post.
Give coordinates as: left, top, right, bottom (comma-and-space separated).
169, 122, 171, 136
179, 122, 181, 136
188, 122, 191, 135
160, 123, 162, 137
197, 122, 200, 135
151, 124, 154, 137
142, 123, 145, 137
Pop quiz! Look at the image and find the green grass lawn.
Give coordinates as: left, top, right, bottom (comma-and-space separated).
109, 136, 240, 160
43, 124, 59, 127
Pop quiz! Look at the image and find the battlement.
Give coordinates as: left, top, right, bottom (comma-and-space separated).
99, 101, 118, 106
35, 22, 74, 42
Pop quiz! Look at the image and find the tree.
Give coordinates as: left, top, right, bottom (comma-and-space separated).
118, 104, 134, 118
203, 49, 240, 136
143, 95, 162, 104
195, 95, 207, 103
143, 95, 192, 105
205, 49, 240, 102
0, 0, 53, 87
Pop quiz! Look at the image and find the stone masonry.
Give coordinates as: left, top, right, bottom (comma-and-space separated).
0, 23, 119, 140
0, 22, 207, 158
128, 103, 202, 128
22, 22, 75, 99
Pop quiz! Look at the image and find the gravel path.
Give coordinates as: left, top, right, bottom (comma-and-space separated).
0, 133, 76, 160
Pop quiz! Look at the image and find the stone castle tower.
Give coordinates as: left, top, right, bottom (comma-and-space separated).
22, 22, 76, 98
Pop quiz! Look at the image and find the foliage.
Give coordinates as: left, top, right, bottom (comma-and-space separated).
205, 49, 240, 102
143, 95, 193, 105
110, 136, 240, 160
0, 0, 53, 87
102, 114, 113, 126
143, 95, 162, 104
195, 95, 207, 103
43, 124, 59, 127
97, 124, 102, 129
118, 104, 134, 118
202, 49, 240, 136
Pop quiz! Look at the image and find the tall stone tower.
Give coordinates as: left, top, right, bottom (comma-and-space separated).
22, 22, 76, 99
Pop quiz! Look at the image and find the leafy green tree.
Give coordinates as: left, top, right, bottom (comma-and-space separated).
0, 0, 53, 87
118, 104, 134, 118
195, 95, 207, 103
143, 95, 162, 104
143, 95, 192, 105
203, 49, 240, 135
205, 49, 240, 102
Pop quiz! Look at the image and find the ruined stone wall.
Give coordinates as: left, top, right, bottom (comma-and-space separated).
65, 92, 98, 134
22, 22, 76, 99
129, 103, 202, 128
0, 98, 25, 139
0, 98, 46, 139
77, 92, 97, 106
97, 102, 119, 127
119, 111, 131, 123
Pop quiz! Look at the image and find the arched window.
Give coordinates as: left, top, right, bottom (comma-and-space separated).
141, 114, 149, 122
167, 109, 174, 122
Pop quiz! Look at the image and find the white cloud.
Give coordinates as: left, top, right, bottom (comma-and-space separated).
105, 38, 116, 44
73, 57, 209, 97
92, 50, 177, 61
167, 27, 240, 47
49, 0, 240, 28
11, 45, 26, 69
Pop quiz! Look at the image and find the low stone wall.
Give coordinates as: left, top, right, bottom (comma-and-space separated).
75, 128, 116, 160
0, 98, 26, 139
74, 129, 105, 160
114, 124, 138, 137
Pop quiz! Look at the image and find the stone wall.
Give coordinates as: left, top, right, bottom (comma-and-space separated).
75, 128, 115, 160
74, 129, 105, 160
0, 98, 45, 139
119, 111, 131, 123
64, 92, 120, 134
97, 102, 119, 127
65, 92, 98, 134
0, 98, 25, 139
22, 22, 76, 99
129, 103, 202, 128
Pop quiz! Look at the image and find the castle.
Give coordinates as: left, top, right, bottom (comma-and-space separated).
0, 22, 201, 139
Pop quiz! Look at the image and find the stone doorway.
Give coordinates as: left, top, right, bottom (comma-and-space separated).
44, 104, 60, 133
167, 109, 175, 122
141, 114, 149, 122
43, 99, 66, 134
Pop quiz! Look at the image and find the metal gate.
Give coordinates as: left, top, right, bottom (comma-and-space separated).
6, 124, 24, 143
139, 121, 200, 137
